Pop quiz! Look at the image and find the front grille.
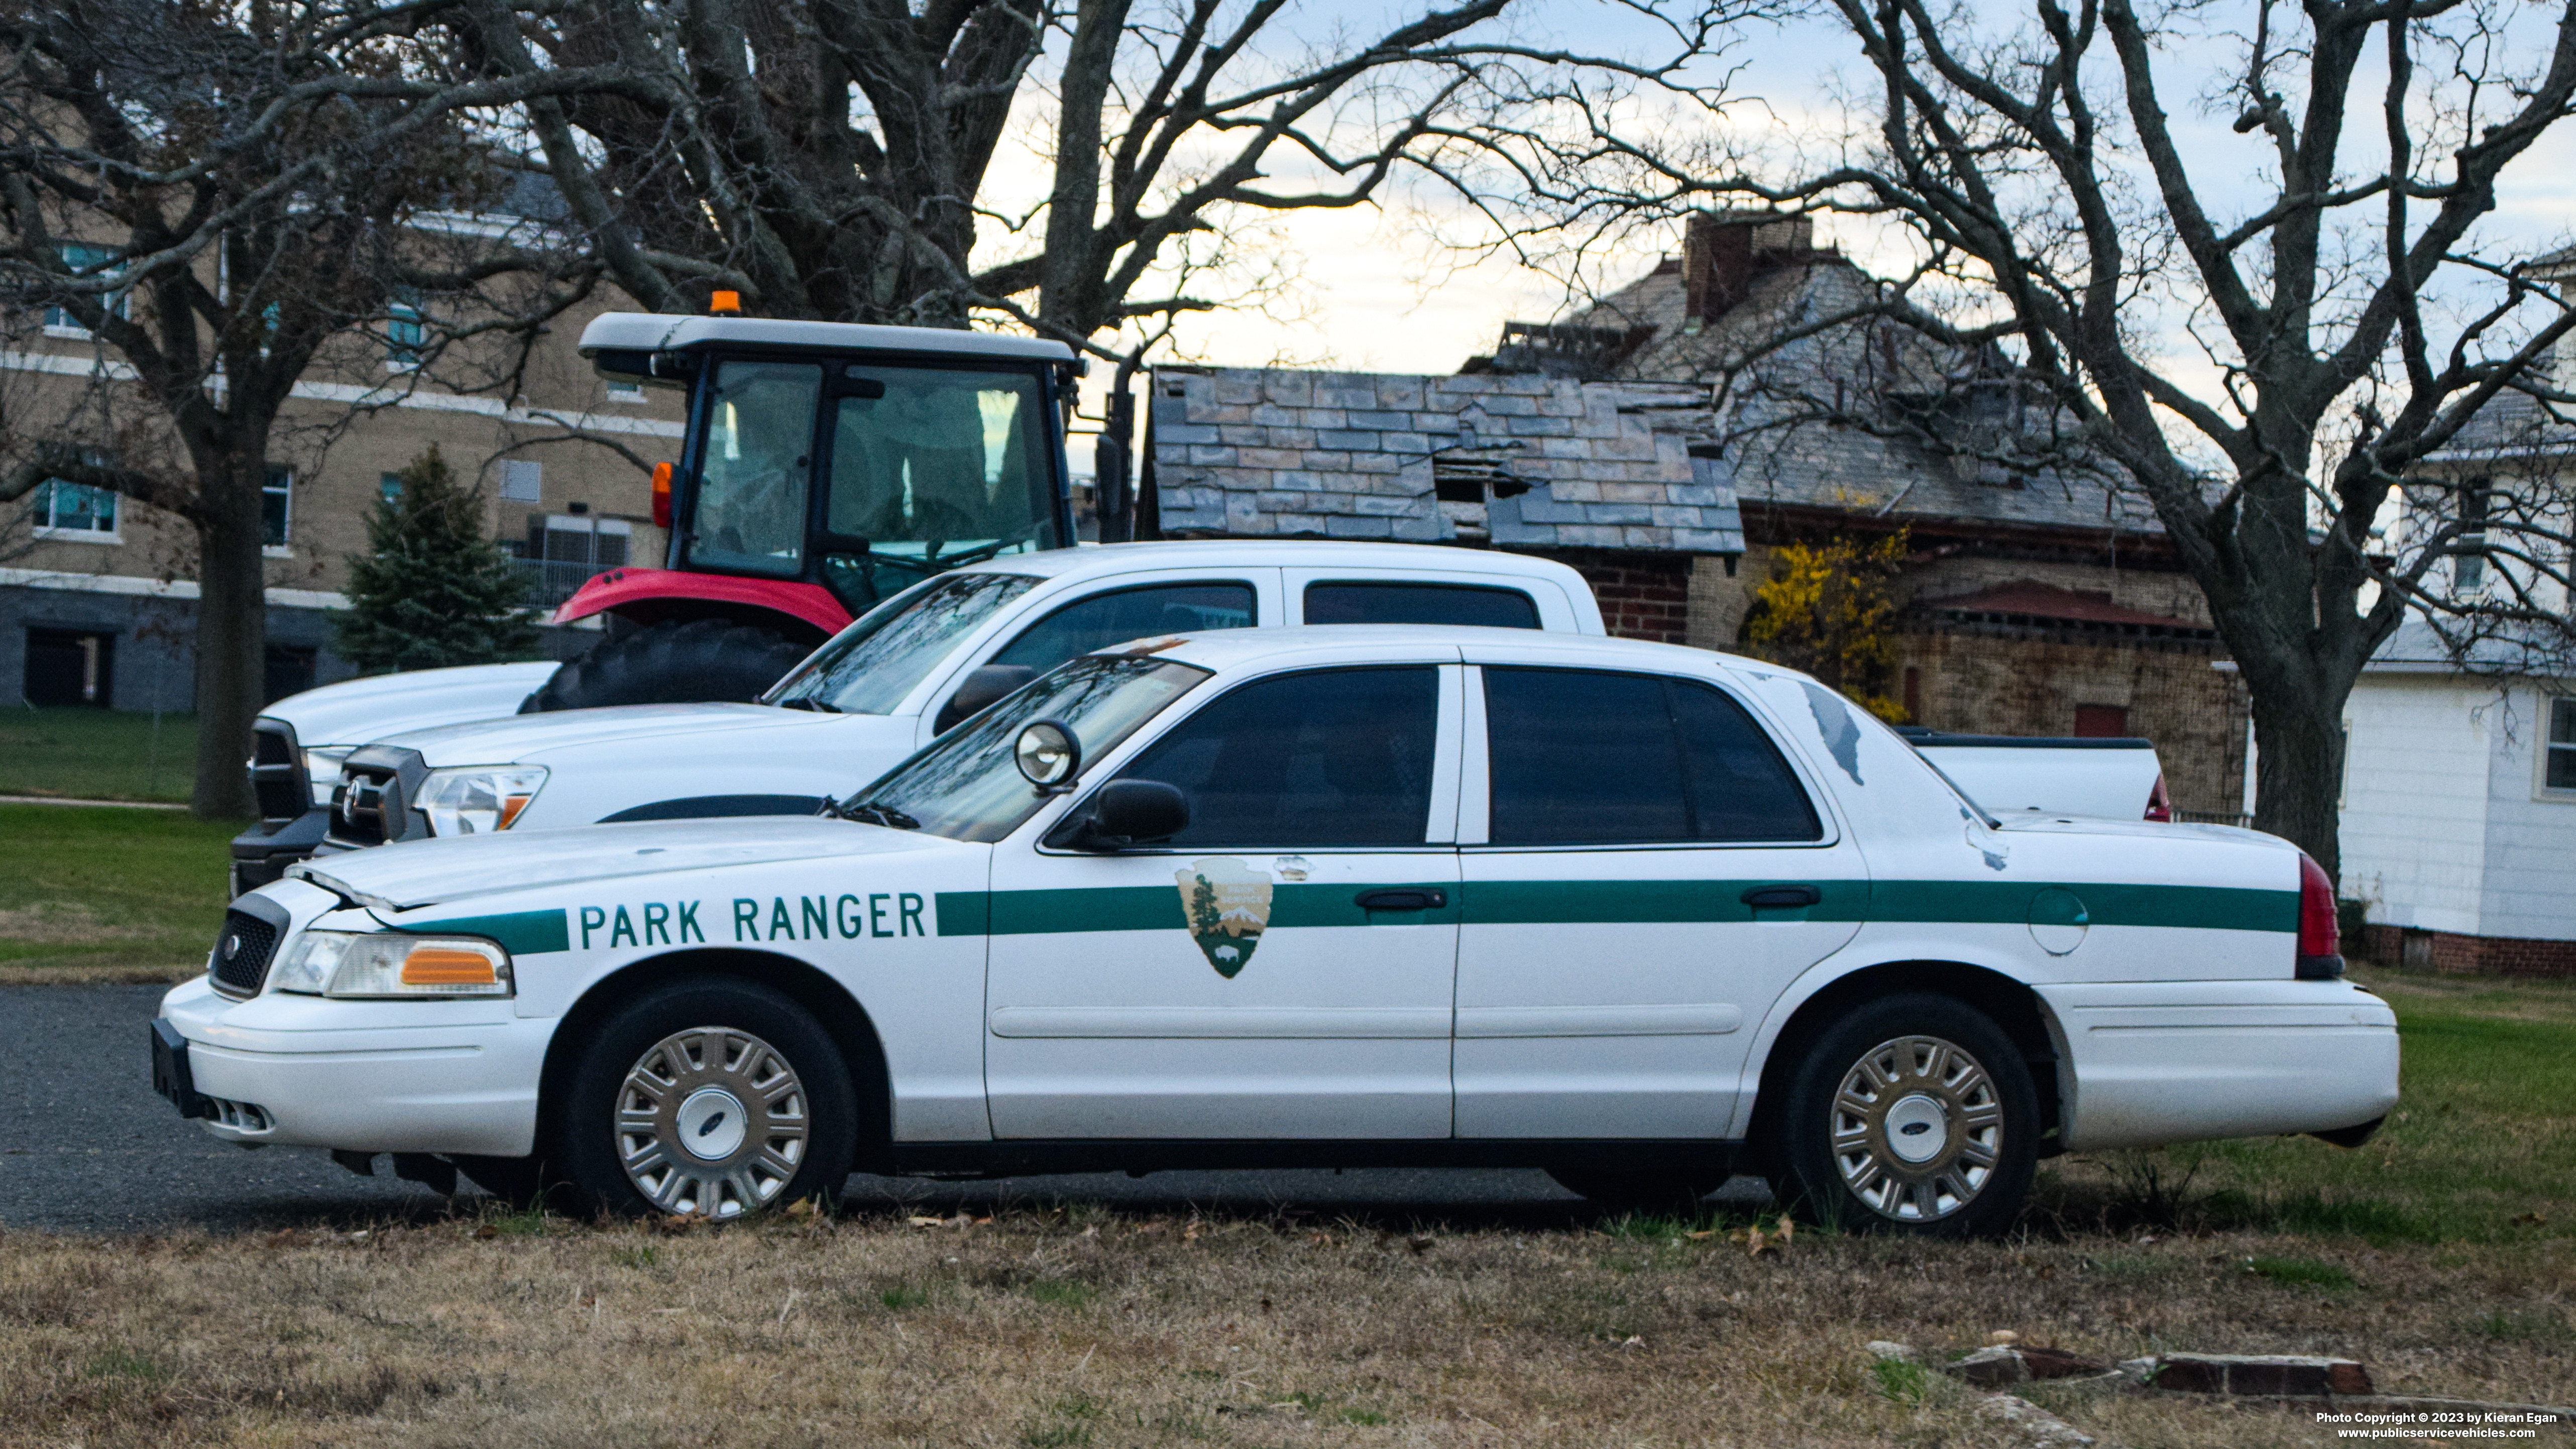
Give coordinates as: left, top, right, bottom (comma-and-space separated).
248, 719, 309, 825
333, 765, 397, 846
209, 909, 282, 997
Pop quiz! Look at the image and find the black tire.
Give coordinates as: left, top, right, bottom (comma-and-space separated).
1547, 1169, 1728, 1217
525, 617, 810, 712
547, 980, 857, 1219
1772, 993, 2039, 1240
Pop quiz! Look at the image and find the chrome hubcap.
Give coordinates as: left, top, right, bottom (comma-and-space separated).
1830, 1034, 2002, 1221
616, 1026, 808, 1218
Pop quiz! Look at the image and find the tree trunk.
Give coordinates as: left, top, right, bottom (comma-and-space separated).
188, 458, 267, 821
2242, 664, 2350, 880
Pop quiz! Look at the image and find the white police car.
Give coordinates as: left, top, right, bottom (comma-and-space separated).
154, 628, 2398, 1236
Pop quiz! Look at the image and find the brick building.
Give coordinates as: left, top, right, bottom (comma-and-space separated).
1143, 212, 2253, 815
5, 290, 674, 711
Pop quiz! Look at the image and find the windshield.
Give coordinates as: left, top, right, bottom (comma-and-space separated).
764, 572, 1040, 715
820, 365, 1065, 608
841, 655, 1210, 842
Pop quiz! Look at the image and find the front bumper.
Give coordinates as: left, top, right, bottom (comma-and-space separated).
155, 976, 553, 1157
229, 807, 333, 898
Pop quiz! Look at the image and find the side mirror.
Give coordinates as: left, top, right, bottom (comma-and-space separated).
935, 664, 1036, 734
1059, 779, 1189, 852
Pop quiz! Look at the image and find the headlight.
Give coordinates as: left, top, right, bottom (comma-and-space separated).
272, 931, 515, 998
413, 766, 548, 836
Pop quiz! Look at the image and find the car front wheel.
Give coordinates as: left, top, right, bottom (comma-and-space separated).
1774, 993, 2039, 1239
550, 981, 857, 1219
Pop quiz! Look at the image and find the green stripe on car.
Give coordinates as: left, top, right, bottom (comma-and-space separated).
933, 880, 2295, 937
392, 908, 573, 955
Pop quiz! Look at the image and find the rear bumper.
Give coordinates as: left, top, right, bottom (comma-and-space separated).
2042, 980, 2402, 1151
156, 977, 551, 1157
229, 808, 332, 898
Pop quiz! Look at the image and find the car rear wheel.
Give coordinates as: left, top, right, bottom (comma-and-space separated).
524, 617, 810, 712
1774, 993, 2038, 1239
549, 980, 856, 1219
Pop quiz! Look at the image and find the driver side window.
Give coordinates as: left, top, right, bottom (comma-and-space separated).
688, 362, 818, 578
1112, 667, 1438, 848
988, 583, 1255, 675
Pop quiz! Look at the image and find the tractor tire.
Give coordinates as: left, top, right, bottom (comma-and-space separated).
525, 618, 810, 712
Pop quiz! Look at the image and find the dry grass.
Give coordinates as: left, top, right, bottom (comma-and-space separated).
2, 1199, 2569, 1448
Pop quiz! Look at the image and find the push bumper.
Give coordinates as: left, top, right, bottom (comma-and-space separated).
154, 976, 553, 1157
229, 807, 332, 898
2041, 979, 2402, 1151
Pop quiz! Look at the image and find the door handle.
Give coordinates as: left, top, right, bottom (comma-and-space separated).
1741, 884, 1823, 909
1356, 887, 1447, 912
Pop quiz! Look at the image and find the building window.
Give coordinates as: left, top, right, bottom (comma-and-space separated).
2455, 479, 2491, 593
23, 627, 114, 707
379, 472, 404, 504
263, 465, 293, 550
2546, 697, 2576, 797
29, 478, 118, 540
43, 243, 122, 338
387, 300, 423, 368
2073, 704, 2130, 738
498, 459, 542, 503
606, 379, 646, 403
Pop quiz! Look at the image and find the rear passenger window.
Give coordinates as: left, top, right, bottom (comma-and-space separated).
1484, 668, 1821, 845
1303, 582, 1540, 629
988, 582, 1254, 674
1114, 667, 1439, 848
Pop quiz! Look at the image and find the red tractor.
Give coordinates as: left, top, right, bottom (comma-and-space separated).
526, 308, 1086, 710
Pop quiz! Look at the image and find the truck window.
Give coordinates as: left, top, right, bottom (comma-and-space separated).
1113, 667, 1439, 848
988, 583, 1255, 674
690, 361, 820, 578
1483, 668, 1819, 844
827, 368, 1060, 576
1303, 581, 1539, 629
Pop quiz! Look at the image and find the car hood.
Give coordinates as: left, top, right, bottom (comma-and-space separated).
289, 816, 971, 911
379, 700, 857, 765
264, 662, 564, 749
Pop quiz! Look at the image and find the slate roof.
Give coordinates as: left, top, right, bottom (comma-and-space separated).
1564, 259, 2165, 541
1149, 368, 1744, 553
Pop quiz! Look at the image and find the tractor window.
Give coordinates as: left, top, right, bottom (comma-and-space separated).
825, 367, 1059, 592
691, 362, 820, 579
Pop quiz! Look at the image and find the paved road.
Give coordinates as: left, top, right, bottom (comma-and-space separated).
2, 984, 1773, 1234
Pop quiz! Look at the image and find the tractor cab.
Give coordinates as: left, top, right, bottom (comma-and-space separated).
531, 311, 1083, 711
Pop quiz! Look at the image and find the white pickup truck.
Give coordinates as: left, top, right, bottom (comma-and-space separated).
255, 541, 1600, 874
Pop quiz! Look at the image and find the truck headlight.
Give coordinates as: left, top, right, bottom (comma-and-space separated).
413, 766, 548, 836
272, 931, 515, 998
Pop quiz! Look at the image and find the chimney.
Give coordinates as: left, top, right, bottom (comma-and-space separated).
1681, 211, 1826, 325
1682, 213, 1757, 325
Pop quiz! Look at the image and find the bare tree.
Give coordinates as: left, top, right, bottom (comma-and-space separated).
446, 0, 1749, 348
0, 0, 602, 817
1494, 0, 2576, 872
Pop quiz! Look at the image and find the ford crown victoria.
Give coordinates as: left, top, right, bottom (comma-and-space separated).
155, 628, 2398, 1237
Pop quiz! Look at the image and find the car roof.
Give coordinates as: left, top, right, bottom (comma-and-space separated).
951, 540, 1594, 586
1119, 624, 1763, 676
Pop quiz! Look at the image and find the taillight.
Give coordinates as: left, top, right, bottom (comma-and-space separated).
651, 461, 673, 528
2144, 772, 2173, 822
2295, 852, 2344, 979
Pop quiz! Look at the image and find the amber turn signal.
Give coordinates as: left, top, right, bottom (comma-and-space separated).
401, 947, 501, 987
651, 460, 673, 528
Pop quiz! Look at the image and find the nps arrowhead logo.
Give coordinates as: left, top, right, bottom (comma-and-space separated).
1175, 857, 1272, 978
